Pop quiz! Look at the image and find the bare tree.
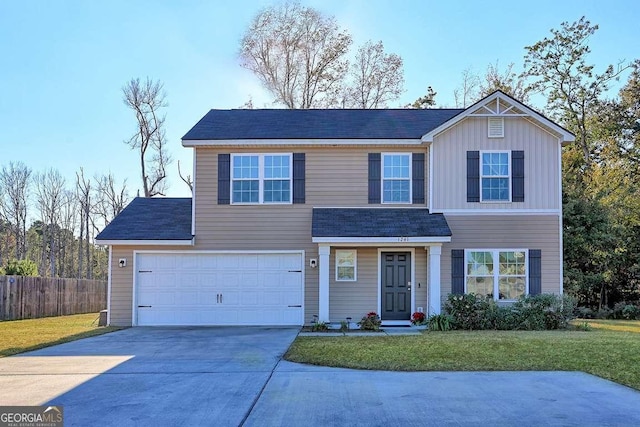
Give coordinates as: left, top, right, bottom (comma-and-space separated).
93, 173, 129, 228
35, 169, 66, 277
239, 1, 352, 108
178, 161, 193, 194
345, 40, 404, 108
454, 67, 480, 108
0, 162, 32, 259
76, 168, 92, 279
479, 62, 531, 103
123, 77, 171, 197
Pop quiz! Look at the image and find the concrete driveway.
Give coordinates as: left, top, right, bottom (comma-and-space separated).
2, 327, 640, 427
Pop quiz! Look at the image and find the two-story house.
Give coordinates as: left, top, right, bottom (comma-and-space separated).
96, 91, 574, 327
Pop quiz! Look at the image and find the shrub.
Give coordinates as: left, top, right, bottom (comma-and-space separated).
410, 311, 427, 325
444, 293, 576, 331
358, 312, 381, 331
512, 294, 577, 330
576, 306, 595, 319
428, 314, 453, 331
445, 293, 495, 330
3, 259, 38, 276
311, 321, 329, 332
611, 302, 640, 320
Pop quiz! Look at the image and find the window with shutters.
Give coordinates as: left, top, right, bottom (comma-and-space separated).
382, 153, 412, 203
465, 249, 527, 301
481, 151, 511, 202
231, 154, 292, 204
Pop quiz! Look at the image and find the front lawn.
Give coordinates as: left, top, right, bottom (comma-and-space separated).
285, 327, 640, 390
0, 313, 122, 357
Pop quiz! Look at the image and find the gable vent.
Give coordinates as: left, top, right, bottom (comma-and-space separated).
488, 117, 504, 138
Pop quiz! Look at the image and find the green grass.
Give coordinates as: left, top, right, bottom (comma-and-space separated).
0, 313, 122, 357
573, 318, 640, 333
285, 327, 640, 390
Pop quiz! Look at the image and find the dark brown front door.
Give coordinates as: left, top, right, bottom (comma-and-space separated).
381, 252, 411, 320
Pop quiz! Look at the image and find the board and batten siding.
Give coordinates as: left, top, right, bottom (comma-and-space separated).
328, 248, 428, 322
440, 215, 561, 305
431, 117, 560, 211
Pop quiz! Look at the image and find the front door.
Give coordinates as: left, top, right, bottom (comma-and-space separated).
381, 252, 411, 320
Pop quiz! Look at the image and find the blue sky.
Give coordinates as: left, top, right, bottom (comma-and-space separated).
0, 0, 637, 198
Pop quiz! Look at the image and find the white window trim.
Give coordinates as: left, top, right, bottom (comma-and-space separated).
230, 153, 293, 205
480, 150, 511, 203
464, 249, 528, 302
381, 152, 412, 204
488, 117, 505, 138
335, 249, 357, 281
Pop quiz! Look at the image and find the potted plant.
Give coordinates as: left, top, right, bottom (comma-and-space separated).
410, 311, 427, 329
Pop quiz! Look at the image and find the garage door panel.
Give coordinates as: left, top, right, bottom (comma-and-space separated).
136, 252, 303, 326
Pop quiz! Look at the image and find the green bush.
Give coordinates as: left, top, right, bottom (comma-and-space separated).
428, 314, 453, 331
611, 302, 640, 320
2, 259, 38, 276
443, 293, 576, 331
512, 294, 576, 330
358, 312, 381, 331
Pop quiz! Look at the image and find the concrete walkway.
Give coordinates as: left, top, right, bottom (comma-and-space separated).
1, 327, 640, 426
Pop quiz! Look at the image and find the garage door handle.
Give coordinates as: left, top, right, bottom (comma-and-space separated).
138, 270, 152, 273
288, 270, 302, 273
138, 305, 152, 308
288, 305, 302, 308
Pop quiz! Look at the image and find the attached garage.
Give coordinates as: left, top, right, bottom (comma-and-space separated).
134, 251, 304, 326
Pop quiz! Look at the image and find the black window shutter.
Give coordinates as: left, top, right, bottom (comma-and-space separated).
467, 151, 480, 202
451, 249, 465, 295
529, 249, 542, 295
512, 150, 525, 202
412, 153, 425, 204
368, 153, 381, 204
293, 153, 305, 204
218, 154, 230, 205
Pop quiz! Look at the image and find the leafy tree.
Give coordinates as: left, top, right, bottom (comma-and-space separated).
406, 86, 437, 108
521, 16, 631, 166
346, 40, 404, 108
123, 77, 171, 197
479, 61, 531, 103
3, 258, 38, 276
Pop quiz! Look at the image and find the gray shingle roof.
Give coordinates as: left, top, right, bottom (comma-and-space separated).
312, 208, 451, 238
182, 109, 464, 140
95, 197, 192, 241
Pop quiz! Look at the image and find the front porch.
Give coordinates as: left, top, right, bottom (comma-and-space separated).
311, 208, 452, 324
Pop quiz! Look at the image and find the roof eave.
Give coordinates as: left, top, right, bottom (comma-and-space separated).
182, 138, 424, 147
95, 238, 195, 246
311, 236, 451, 244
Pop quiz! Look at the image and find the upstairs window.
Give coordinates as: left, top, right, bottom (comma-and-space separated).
232, 154, 292, 204
481, 151, 510, 202
382, 153, 411, 203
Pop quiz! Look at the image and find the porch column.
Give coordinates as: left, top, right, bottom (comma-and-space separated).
318, 244, 330, 322
428, 245, 442, 315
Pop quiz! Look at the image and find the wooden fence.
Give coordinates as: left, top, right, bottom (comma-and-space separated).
0, 276, 107, 321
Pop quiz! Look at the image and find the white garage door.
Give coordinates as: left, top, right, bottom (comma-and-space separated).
135, 252, 304, 326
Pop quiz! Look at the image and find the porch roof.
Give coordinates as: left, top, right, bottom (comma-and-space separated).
311, 208, 451, 242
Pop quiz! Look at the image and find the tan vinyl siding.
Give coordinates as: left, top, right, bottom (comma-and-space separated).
194, 147, 428, 323
328, 248, 428, 322
110, 245, 189, 326
432, 117, 560, 210
440, 215, 561, 305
